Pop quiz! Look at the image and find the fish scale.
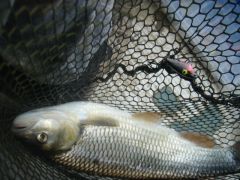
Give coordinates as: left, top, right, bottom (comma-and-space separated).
52, 121, 237, 179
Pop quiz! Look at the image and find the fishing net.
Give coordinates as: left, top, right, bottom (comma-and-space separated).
0, 0, 240, 179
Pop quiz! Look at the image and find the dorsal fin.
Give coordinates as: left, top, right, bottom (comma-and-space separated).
132, 112, 162, 123
79, 117, 119, 127
180, 132, 215, 148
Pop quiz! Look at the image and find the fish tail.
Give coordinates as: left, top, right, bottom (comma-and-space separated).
229, 142, 240, 171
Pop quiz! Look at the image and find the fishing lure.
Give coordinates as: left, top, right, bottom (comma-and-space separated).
96, 57, 196, 82
95, 51, 238, 107
162, 58, 196, 81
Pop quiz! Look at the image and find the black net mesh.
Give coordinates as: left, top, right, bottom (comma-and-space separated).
0, 0, 240, 179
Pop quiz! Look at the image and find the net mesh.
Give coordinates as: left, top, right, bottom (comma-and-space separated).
0, 0, 240, 179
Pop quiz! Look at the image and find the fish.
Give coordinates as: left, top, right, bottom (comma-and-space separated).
11, 101, 240, 179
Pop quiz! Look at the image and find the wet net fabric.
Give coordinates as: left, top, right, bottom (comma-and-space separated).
0, 0, 240, 179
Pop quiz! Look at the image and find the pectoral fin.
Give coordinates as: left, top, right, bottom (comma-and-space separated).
132, 112, 163, 123
180, 132, 215, 148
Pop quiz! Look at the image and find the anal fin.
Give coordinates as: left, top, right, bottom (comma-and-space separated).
180, 132, 215, 148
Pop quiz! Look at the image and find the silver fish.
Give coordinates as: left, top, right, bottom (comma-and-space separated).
12, 102, 240, 179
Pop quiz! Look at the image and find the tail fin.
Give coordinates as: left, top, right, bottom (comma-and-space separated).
230, 142, 240, 169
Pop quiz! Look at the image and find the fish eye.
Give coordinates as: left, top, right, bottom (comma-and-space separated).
36, 132, 48, 144
182, 69, 188, 75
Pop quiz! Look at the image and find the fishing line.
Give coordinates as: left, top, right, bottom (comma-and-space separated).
95, 53, 239, 108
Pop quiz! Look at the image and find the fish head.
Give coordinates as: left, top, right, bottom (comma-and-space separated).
12, 109, 79, 152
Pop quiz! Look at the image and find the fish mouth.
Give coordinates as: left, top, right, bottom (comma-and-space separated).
11, 123, 32, 136
11, 116, 36, 134
11, 125, 34, 141
13, 125, 27, 129
12, 122, 28, 131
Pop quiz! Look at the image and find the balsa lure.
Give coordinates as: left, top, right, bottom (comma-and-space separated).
163, 58, 196, 81
96, 57, 197, 82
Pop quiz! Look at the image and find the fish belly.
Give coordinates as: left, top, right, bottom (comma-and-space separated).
53, 123, 237, 179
